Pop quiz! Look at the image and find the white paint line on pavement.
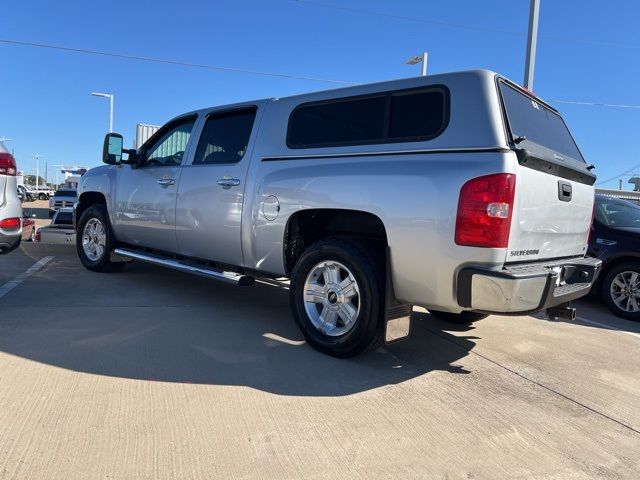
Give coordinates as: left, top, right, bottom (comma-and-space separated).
576, 316, 640, 339
0, 256, 54, 299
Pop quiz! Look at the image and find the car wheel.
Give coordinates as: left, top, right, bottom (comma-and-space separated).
38, 193, 46, 200
601, 262, 640, 321
289, 238, 385, 358
29, 228, 36, 242
428, 310, 488, 324
76, 204, 125, 273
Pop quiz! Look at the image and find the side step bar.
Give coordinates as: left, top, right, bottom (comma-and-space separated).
113, 248, 254, 286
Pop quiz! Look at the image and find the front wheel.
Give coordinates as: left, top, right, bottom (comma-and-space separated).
38, 193, 47, 200
601, 262, 640, 321
429, 310, 488, 324
76, 205, 125, 272
289, 238, 384, 358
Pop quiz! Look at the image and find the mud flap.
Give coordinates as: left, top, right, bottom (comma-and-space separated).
384, 248, 412, 344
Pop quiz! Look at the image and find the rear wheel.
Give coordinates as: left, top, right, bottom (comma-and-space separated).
76, 204, 125, 273
429, 310, 488, 324
38, 193, 47, 200
289, 238, 384, 358
601, 262, 640, 321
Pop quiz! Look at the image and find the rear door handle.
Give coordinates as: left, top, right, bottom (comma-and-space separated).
217, 178, 241, 189
157, 178, 175, 188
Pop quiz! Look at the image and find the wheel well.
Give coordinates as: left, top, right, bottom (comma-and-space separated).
283, 209, 388, 275
596, 255, 640, 291
76, 192, 107, 224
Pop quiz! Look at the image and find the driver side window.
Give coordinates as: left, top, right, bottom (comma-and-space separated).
144, 119, 196, 167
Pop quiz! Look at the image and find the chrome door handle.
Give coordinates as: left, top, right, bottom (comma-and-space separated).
217, 178, 241, 189
157, 178, 175, 187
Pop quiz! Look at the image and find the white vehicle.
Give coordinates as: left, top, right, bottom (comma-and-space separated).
36, 208, 75, 244
29, 186, 54, 200
0, 143, 22, 253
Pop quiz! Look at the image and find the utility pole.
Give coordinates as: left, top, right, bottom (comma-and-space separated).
33, 154, 44, 190
524, 0, 541, 90
619, 179, 623, 190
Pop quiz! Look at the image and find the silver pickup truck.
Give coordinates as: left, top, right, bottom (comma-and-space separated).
75, 70, 601, 357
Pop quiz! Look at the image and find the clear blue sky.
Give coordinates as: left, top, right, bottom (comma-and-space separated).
1, 0, 639, 188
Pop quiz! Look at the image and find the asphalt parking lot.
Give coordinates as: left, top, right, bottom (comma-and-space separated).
1, 243, 639, 479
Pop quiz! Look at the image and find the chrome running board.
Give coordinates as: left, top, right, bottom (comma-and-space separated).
113, 248, 254, 286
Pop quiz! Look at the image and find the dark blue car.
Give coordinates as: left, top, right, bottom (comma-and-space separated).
589, 194, 640, 320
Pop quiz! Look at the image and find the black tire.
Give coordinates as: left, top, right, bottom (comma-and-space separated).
38, 193, 47, 200
289, 238, 385, 358
76, 204, 125, 273
428, 310, 488, 324
601, 262, 640, 321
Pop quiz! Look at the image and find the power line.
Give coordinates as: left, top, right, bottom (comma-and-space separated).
294, 0, 522, 36
293, 0, 640, 50
0, 38, 356, 86
2, 38, 640, 111
550, 99, 640, 109
596, 164, 640, 186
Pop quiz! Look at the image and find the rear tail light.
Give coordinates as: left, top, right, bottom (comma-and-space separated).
0, 217, 21, 231
35, 230, 41, 242
0, 152, 17, 176
455, 173, 516, 248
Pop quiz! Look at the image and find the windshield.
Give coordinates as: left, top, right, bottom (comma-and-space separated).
55, 212, 74, 225
595, 197, 640, 228
54, 190, 77, 197
499, 81, 584, 162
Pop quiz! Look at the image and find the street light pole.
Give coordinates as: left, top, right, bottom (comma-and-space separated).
33, 154, 44, 191
524, 0, 540, 90
91, 92, 114, 132
405, 52, 428, 77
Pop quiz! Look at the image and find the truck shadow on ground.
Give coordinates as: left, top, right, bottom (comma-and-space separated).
0, 253, 479, 397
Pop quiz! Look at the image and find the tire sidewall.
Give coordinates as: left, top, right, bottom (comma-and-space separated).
602, 262, 640, 321
76, 205, 113, 271
290, 240, 383, 357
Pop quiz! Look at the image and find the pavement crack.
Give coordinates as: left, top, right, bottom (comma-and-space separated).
417, 322, 640, 437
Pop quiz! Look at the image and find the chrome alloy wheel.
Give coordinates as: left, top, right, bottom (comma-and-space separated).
82, 218, 107, 261
610, 270, 640, 313
303, 260, 361, 336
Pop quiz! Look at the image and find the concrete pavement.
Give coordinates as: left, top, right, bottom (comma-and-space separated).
0, 243, 638, 479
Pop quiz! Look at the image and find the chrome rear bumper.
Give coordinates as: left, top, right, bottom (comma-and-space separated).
456, 257, 602, 315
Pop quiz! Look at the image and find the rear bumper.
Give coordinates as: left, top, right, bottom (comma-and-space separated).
457, 257, 602, 315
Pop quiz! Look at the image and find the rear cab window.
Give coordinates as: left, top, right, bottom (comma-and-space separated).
498, 80, 584, 163
287, 86, 449, 148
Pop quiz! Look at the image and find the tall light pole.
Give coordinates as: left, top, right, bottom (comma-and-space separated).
91, 92, 114, 132
53, 165, 63, 189
524, 0, 541, 90
405, 52, 428, 76
33, 154, 44, 191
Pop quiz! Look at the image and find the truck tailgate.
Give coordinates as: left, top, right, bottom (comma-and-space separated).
498, 79, 595, 264
507, 167, 592, 263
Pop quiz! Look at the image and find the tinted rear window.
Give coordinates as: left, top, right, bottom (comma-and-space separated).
499, 82, 584, 161
193, 109, 257, 165
287, 87, 448, 148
